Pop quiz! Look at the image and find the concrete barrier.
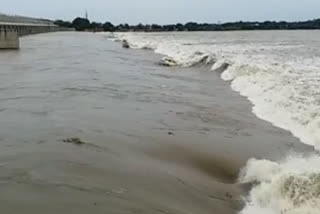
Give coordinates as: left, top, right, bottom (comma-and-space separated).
0, 28, 19, 49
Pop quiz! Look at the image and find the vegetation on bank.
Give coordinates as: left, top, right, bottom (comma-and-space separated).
54, 17, 320, 32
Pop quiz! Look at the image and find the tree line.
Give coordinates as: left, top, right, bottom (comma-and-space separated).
54, 17, 320, 32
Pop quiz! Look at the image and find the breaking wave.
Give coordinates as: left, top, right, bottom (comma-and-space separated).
107, 31, 320, 214
111, 32, 320, 150
239, 154, 320, 214
159, 53, 216, 67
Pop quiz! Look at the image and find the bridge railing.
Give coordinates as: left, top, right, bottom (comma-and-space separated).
0, 13, 55, 26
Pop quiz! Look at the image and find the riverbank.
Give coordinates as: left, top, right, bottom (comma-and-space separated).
0, 32, 314, 214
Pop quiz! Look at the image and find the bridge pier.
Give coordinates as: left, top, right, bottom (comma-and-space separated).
0, 27, 19, 49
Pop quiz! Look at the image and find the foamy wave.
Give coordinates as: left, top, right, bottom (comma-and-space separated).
110, 32, 320, 150
159, 57, 179, 66
239, 154, 320, 214
107, 31, 320, 214
159, 53, 216, 67
221, 62, 320, 149
113, 33, 217, 67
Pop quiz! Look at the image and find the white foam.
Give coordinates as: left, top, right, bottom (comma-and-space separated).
110, 31, 320, 150
107, 31, 320, 214
221, 61, 320, 150
239, 154, 320, 214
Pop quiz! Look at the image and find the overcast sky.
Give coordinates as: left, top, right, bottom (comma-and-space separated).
2, 0, 320, 24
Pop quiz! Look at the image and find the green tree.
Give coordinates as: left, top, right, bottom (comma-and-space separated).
72, 17, 90, 31
175, 23, 184, 31
90, 22, 103, 29
54, 20, 72, 28
103, 22, 115, 32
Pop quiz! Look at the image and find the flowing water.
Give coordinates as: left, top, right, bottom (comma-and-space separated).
112, 31, 320, 214
0, 31, 318, 214
114, 31, 320, 149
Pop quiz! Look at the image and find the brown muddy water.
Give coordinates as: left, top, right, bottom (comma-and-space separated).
0, 32, 312, 214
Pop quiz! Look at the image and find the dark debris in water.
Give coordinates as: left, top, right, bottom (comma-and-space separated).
122, 40, 130, 49
168, 132, 175, 136
62, 138, 86, 145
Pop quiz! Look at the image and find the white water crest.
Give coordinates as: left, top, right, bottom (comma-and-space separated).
239, 154, 320, 214
110, 31, 320, 150
105, 31, 320, 214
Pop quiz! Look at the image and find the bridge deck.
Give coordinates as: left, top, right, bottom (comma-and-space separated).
0, 22, 57, 27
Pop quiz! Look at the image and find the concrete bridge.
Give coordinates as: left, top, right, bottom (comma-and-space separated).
0, 13, 72, 49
